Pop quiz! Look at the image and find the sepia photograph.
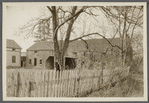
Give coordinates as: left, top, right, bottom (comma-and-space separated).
2, 2, 147, 101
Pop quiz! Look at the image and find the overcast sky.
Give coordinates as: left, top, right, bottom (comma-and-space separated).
4, 5, 109, 52
3, 3, 144, 52
4, 6, 49, 52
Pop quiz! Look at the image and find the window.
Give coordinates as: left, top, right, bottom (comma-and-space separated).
35, 51, 37, 53
34, 58, 37, 66
12, 48, 15, 51
29, 59, 31, 64
12, 56, 16, 63
40, 60, 42, 65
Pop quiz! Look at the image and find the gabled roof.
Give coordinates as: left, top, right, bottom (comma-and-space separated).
27, 38, 121, 52
68, 38, 121, 52
7, 39, 22, 49
27, 41, 54, 51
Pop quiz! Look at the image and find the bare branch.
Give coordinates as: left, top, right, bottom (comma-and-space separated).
80, 38, 90, 51
126, 6, 136, 33
54, 7, 85, 35
47, 6, 53, 13
126, 7, 143, 50
100, 6, 143, 27
70, 33, 122, 50
59, 7, 73, 15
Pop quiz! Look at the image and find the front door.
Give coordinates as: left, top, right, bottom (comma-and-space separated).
34, 58, 37, 66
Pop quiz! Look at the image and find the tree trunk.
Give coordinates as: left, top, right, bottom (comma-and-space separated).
51, 6, 60, 70
58, 54, 65, 70
50, 6, 79, 71
57, 6, 77, 70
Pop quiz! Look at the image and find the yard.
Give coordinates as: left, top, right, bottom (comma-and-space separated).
87, 61, 144, 97
6, 65, 130, 97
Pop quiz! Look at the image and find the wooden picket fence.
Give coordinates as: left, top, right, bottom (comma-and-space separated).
6, 66, 130, 97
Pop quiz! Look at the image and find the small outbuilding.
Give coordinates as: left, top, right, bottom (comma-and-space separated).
26, 40, 76, 69
26, 37, 132, 70
6, 39, 22, 68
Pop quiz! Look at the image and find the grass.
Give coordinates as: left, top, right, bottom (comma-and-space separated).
87, 58, 144, 97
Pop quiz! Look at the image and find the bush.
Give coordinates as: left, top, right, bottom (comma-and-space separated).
102, 57, 144, 97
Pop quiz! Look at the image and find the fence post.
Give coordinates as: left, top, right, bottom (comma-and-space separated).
16, 72, 21, 97
61, 71, 65, 97
74, 70, 78, 96
53, 70, 56, 97
38, 71, 42, 97
55, 71, 59, 97
46, 71, 50, 97
49, 70, 52, 97
67, 70, 70, 97
69, 70, 72, 97
63, 70, 66, 97
59, 70, 62, 97
72, 70, 75, 97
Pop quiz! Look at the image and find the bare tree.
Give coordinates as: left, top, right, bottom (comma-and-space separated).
20, 6, 99, 70
20, 6, 143, 71
46, 6, 89, 70
100, 6, 143, 66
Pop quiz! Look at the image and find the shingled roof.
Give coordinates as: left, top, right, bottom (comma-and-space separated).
68, 38, 121, 52
27, 41, 54, 51
7, 39, 22, 49
27, 38, 121, 52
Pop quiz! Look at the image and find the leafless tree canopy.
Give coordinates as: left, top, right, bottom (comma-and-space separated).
19, 6, 143, 70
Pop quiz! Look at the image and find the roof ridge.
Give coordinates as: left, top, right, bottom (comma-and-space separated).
27, 38, 121, 51
27, 40, 54, 51
7, 39, 22, 49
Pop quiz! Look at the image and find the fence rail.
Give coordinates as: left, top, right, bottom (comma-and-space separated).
6, 67, 130, 97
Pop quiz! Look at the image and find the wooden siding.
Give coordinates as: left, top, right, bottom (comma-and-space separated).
7, 50, 21, 67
